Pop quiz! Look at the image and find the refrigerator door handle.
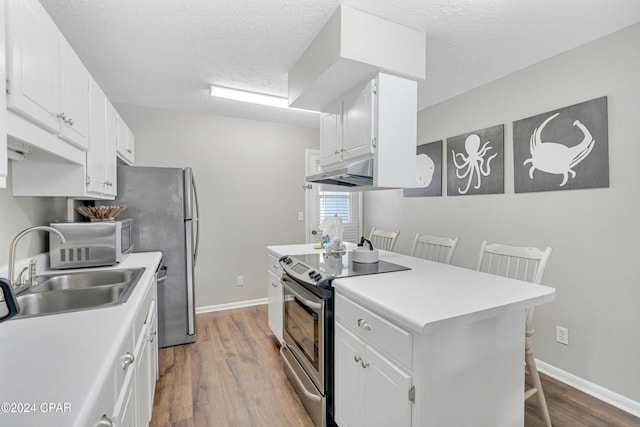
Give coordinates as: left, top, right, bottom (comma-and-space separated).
191, 172, 200, 266
184, 219, 196, 336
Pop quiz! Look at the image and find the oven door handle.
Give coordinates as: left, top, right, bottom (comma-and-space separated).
281, 277, 322, 311
281, 346, 322, 403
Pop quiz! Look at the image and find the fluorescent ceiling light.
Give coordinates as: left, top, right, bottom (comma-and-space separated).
209, 85, 289, 108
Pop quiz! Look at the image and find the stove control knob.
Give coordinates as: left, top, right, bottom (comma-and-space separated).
284, 257, 292, 264
308, 270, 316, 277
313, 274, 323, 282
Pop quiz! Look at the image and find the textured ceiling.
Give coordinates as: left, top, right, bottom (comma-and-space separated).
40, 0, 640, 128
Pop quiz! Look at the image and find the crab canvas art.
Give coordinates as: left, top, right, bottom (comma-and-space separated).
513, 96, 609, 193
447, 124, 504, 196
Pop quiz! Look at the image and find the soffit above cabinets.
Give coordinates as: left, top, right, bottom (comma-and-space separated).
288, 5, 426, 112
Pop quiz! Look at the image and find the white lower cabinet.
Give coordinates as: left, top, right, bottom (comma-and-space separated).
335, 322, 412, 427
136, 300, 157, 427
113, 361, 136, 427
267, 252, 284, 343
93, 278, 158, 427
334, 292, 413, 427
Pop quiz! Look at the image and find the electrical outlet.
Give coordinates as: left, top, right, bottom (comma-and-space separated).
237, 276, 244, 287
556, 326, 569, 345
298, 212, 304, 221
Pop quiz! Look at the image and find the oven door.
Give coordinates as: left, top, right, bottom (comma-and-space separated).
281, 275, 325, 392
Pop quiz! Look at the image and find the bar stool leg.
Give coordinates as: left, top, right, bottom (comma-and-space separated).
525, 335, 552, 427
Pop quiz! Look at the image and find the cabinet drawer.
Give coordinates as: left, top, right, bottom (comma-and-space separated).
267, 253, 282, 277
335, 293, 412, 369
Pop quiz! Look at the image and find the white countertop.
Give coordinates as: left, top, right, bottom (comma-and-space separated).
268, 244, 555, 334
0, 252, 162, 427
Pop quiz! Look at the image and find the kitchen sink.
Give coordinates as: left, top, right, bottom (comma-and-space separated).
14, 267, 145, 319
31, 268, 144, 292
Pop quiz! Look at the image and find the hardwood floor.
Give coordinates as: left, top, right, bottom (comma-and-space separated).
149, 305, 313, 427
150, 305, 639, 427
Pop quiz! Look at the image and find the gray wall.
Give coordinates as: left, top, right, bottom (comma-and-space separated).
0, 163, 67, 267
365, 23, 640, 402
115, 104, 319, 307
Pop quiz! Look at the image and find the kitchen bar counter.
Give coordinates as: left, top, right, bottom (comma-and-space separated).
0, 252, 162, 427
269, 243, 555, 426
267, 244, 555, 334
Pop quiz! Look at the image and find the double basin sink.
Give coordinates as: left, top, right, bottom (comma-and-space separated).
15, 268, 145, 319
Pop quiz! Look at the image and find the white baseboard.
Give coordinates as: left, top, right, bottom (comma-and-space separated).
536, 360, 640, 418
196, 298, 267, 314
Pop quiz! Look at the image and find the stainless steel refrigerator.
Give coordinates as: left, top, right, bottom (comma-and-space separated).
102, 165, 199, 347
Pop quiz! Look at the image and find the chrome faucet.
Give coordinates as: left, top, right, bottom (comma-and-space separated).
8, 226, 66, 292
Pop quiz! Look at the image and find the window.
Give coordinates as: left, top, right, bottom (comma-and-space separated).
316, 187, 362, 243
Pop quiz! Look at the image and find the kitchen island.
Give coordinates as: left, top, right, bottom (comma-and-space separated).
0, 252, 162, 427
267, 244, 555, 427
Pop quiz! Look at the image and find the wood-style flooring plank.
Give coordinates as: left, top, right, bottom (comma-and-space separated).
150, 304, 639, 427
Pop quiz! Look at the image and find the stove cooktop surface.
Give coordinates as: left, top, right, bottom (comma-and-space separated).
293, 252, 410, 279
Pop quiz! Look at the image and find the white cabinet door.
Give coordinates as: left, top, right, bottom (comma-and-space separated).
88, 79, 117, 197
58, 39, 89, 149
335, 322, 366, 427
105, 101, 119, 195
335, 315, 413, 427
319, 112, 342, 167
6, 0, 60, 133
127, 127, 135, 164
113, 363, 136, 427
364, 345, 412, 427
116, 113, 135, 165
135, 302, 155, 427
87, 78, 107, 195
267, 271, 283, 343
342, 80, 375, 162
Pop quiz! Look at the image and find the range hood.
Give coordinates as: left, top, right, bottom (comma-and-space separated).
306, 159, 374, 188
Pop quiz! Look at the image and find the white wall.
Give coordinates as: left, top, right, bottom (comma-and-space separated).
365, 23, 640, 402
114, 104, 319, 308
0, 162, 67, 268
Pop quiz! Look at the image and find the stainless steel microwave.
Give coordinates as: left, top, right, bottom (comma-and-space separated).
49, 219, 134, 269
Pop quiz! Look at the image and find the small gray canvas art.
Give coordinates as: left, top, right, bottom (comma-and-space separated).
404, 141, 442, 197
447, 125, 504, 196
513, 96, 609, 193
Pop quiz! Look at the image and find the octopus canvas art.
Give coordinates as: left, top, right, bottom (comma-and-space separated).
447, 125, 504, 196
513, 96, 609, 193
451, 134, 498, 194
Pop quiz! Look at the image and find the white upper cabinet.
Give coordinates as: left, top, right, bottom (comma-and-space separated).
10, 77, 117, 199
104, 103, 118, 197
4, 0, 132, 197
87, 79, 107, 195
315, 73, 417, 189
86, 78, 117, 197
5, 0, 91, 157
59, 38, 90, 150
116, 113, 135, 165
342, 79, 376, 162
319, 112, 342, 167
6, 0, 61, 133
